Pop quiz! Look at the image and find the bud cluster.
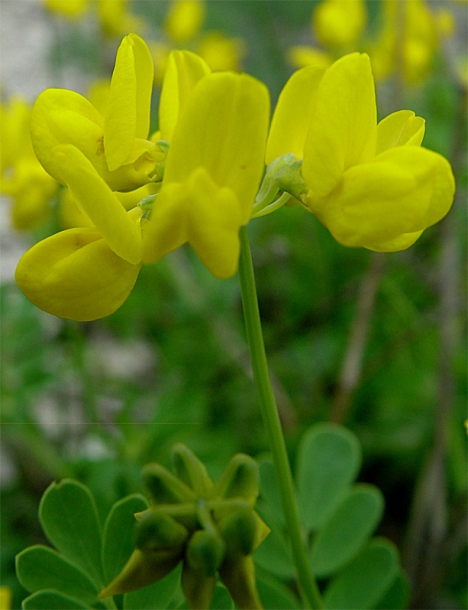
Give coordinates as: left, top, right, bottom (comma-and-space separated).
98, 444, 269, 609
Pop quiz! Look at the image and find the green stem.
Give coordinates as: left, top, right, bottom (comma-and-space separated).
238, 226, 322, 609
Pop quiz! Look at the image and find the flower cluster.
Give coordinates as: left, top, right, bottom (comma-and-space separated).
289, 0, 456, 85
15, 33, 455, 321
99, 444, 269, 610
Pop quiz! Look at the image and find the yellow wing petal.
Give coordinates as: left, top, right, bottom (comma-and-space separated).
309, 146, 455, 250
15, 228, 141, 321
52, 144, 142, 264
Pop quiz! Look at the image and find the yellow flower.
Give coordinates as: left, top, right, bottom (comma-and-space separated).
197, 31, 246, 72
0, 95, 57, 230
43, 0, 88, 19
97, 0, 145, 38
313, 0, 367, 50
142, 71, 270, 279
370, 0, 440, 85
164, 0, 205, 44
16, 45, 268, 320
30, 33, 162, 193
266, 53, 455, 251
150, 0, 246, 83
0, 587, 11, 610
15, 144, 144, 321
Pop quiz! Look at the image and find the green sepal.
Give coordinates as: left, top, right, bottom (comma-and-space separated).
142, 463, 196, 504
213, 454, 259, 504
98, 548, 182, 598
186, 530, 225, 577
136, 511, 189, 552
219, 555, 263, 610
171, 443, 214, 497
218, 507, 257, 558
181, 561, 217, 610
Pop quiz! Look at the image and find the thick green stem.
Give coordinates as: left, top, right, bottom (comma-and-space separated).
238, 226, 322, 609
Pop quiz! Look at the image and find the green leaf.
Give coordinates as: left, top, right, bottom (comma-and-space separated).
259, 460, 283, 526
39, 479, 104, 587
102, 494, 149, 583
296, 423, 362, 531
16, 545, 98, 603
310, 484, 384, 577
256, 571, 300, 609
22, 590, 91, 609
374, 570, 410, 609
253, 526, 295, 579
210, 584, 234, 609
323, 539, 399, 610
123, 563, 181, 609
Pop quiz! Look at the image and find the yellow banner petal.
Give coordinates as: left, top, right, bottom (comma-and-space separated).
130, 33, 154, 140
303, 52, 377, 199
104, 35, 138, 171
164, 72, 270, 225
265, 65, 324, 165
52, 144, 142, 264
15, 228, 141, 321
159, 50, 210, 142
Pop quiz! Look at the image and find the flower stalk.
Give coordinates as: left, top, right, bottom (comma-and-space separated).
238, 225, 323, 610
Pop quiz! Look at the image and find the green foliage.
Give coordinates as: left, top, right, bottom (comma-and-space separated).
256, 423, 409, 610
16, 483, 179, 610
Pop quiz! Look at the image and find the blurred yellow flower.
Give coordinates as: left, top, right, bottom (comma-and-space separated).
97, 0, 145, 38
0, 95, 56, 230
43, 0, 88, 19
267, 53, 455, 251
0, 587, 11, 610
150, 0, 245, 84
164, 0, 205, 44
314, 0, 367, 50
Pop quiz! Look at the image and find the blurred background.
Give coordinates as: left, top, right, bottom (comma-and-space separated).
1, 1, 466, 608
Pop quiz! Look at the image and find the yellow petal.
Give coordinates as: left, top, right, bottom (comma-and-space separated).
15, 228, 141, 321
286, 46, 333, 71
31, 88, 156, 192
186, 167, 241, 279
141, 182, 189, 265
31, 88, 103, 184
52, 144, 142, 264
159, 50, 210, 142
376, 110, 425, 154
309, 146, 455, 250
104, 34, 154, 171
143, 167, 242, 278
266, 65, 324, 164
302, 52, 377, 199
164, 72, 270, 225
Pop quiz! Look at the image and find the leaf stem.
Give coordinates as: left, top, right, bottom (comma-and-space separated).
238, 226, 322, 609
